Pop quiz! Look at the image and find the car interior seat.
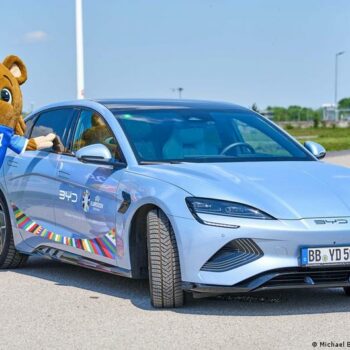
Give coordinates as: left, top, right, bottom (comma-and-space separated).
123, 120, 157, 160
162, 127, 219, 159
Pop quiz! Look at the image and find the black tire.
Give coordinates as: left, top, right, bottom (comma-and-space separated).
147, 208, 184, 308
0, 195, 28, 269
344, 287, 350, 296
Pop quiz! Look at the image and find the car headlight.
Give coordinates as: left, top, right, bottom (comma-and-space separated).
186, 197, 275, 224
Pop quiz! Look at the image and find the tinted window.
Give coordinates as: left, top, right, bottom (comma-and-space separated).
31, 108, 75, 152
114, 109, 312, 163
72, 110, 122, 161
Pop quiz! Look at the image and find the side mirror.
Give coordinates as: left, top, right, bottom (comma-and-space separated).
76, 144, 126, 168
304, 141, 326, 160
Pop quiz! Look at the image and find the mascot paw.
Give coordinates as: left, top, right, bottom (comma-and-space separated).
33, 133, 56, 150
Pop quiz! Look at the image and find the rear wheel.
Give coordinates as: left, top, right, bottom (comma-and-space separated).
344, 287, 350, 296
0, 196, 28, 269
147, 208, 184, 308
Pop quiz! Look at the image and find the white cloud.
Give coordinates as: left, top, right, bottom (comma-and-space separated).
23, 31, 48, 44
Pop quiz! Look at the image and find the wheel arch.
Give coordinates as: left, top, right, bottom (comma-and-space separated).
128, 202, 181, 279
0, 186, 14, 225
0, 185, 33, 254
0, 184, 29, 268
128, 203, 156, 278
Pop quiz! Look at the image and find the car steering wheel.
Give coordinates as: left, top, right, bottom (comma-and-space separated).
220, 142, 256, 156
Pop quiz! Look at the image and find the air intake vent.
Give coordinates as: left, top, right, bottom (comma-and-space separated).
201, 238, 263, 272
263, 268, 350, 287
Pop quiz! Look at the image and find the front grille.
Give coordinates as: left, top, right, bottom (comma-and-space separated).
263, 267, 350, 288
201, 238, 263, 272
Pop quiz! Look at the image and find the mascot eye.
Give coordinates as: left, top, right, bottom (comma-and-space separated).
0, 88, 12, 103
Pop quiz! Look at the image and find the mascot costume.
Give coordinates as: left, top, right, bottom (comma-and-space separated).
0, 55, 55, 166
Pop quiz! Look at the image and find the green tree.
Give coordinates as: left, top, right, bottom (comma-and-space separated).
265, 105, 322, 122
266, 106, 289, 121
338, 97, 350, 109
287, 106, 303, 121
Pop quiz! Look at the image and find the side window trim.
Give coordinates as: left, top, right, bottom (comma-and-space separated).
64, 108, 81, 156
24, 114, 39, 138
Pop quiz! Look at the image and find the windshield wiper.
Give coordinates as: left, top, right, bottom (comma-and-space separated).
139, 160, 183, 165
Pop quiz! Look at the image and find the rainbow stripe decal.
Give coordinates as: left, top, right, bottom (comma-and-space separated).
12, 205, 116, 259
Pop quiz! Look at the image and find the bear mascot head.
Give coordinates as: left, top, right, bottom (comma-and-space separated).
0, 55, 55, 166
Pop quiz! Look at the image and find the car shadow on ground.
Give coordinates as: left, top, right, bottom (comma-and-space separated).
6, 256, 350, 316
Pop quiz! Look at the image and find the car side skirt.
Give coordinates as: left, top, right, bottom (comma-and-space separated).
32, 245, 132, 278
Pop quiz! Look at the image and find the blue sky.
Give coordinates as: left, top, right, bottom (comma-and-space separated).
1, 0, 349, 112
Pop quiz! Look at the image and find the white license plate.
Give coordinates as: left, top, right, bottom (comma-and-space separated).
301, 246, 350, 266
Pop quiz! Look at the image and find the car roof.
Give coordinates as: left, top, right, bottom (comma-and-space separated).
96, 98, 249, 111
27, 98, 250, 118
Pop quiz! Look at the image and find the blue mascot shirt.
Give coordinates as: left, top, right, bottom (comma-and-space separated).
0, 125, 28, 167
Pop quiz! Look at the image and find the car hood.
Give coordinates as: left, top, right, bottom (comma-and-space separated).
131, 161, 350, 219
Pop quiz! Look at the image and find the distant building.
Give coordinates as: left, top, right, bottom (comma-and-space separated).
322, 104, 337, 121
322, 104, 350, 121
338, 108, 350, 121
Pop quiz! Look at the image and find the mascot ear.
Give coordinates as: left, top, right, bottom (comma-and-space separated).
3, 55, 27, 85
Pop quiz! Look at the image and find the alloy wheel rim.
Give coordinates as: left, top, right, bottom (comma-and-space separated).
0, 206, 6, 255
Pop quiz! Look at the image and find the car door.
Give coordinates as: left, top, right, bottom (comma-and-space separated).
54, 109, 125, 264
3, 107, 77, 246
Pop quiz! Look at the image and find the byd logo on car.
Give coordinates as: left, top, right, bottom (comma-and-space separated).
314, 219, 349, 225
59, 190, 78, 203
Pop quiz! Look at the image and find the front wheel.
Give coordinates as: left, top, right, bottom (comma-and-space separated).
147, 208, 184, 308
0, 196, 28, 269
344, 287, 350, 296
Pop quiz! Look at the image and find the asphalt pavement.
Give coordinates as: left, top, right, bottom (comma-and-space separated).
1, 151, 350, 350
324, 150, 350, 167
1, 257, 350, 350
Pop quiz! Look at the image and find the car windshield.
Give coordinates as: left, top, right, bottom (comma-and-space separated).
113, 109, 313, 163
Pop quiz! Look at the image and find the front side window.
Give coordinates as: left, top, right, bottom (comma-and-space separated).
72, 110, 121, 160
113, 109, 313, 163
31, 108, 75, 152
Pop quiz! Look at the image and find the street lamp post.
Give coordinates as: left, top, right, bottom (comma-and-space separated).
171, 87, 184, 99
76, 0, 85, 99
334, 51, 345, 110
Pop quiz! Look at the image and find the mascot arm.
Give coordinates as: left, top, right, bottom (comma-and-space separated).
26, 133, 56, 151
14, 117, 55, 151
8, 133, 56, 154
8, 135, 28, 154
14, 116, 55, 151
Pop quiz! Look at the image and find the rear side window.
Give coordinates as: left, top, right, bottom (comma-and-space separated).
31, 108, 76, 152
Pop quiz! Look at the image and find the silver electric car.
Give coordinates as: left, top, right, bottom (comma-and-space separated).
1, 99, 350, 308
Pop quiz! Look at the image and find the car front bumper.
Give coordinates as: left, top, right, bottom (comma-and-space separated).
170, 214, 350, 287
183, 266, 350, 297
